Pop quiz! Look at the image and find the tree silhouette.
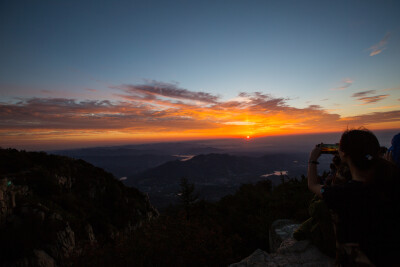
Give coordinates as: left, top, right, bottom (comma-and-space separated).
178, 177, 198, 218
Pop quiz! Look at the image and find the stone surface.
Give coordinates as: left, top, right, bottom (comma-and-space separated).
85, 224, 96, 244
269, 219, 301, 253
48, 223, 76, 260
230, 220, 335, 267
230, 249, 271, 267
33, 250, 57, 267
0, 149, 159, 266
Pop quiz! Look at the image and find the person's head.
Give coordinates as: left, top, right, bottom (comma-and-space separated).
339, 128, 380, 171
388, 133, 400, 167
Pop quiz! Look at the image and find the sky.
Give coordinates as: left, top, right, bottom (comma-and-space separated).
1, 0, 400, 150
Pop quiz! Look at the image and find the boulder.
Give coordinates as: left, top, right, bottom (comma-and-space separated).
230, 220, 334, 267
48, 223, 76, 260
32, 250, 57, 267
85, 224, 96, 244
269, 219, 301, 252
229, 249, 271, 267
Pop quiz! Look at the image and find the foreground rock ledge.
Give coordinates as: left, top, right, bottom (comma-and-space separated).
230, 219, 334, 267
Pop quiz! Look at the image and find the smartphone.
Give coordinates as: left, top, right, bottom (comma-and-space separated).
320, 143, 339, 154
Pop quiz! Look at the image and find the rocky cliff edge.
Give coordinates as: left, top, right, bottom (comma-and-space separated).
230, 219, 334, 267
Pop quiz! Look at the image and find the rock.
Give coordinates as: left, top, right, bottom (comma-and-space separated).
85, 224, 96, 244
230, 240, 334, 267
277, 238, 334, 265
49, 213, 63, 221
0, 149, 160, 265
229, 249, 271, 267
32, 208, 46, 222
0, 178, 9, 223
48, 223, 75, 260
33, 250, 57, 267
269, 219, 301, 252
55, 175, 72, 191
230, 220, 334, 267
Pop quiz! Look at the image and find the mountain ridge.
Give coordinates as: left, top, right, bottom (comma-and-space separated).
0, 148, 158, 266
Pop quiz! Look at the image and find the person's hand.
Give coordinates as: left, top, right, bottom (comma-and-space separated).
309, 143, 322, 161
384, 150, 394, 163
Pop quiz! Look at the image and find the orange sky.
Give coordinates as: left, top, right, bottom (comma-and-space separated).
1, 85, 399, 150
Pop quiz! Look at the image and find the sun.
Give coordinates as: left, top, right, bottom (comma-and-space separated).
246, 135, 250, 140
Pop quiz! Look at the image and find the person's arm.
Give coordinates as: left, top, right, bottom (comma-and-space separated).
308, 145, 323, 197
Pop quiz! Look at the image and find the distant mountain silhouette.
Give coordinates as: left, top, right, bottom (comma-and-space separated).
126, 153, 309, 208
132, 153, 266, 185
52, 143, 223, 177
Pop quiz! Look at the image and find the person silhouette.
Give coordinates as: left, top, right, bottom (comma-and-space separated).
385, 133, 400, 168
307, 129, 400, 266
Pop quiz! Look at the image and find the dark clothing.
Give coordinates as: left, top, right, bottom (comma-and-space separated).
389, 133, 400, 168
322, 180, 399, 266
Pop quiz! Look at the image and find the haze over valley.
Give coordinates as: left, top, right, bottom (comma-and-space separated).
52, 129, 398, 208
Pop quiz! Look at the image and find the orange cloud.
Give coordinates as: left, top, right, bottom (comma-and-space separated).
1, 82, 400, 148
369, 105, 400, 110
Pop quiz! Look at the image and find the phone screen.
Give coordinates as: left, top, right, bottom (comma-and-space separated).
321, 144, 339, 154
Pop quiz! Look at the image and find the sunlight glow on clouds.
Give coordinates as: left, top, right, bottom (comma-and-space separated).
368, 32, 391, 56
1, 81, 400, 148
351, 90, 389, 104
357, 95, 389, 104
369, 105, 400, 110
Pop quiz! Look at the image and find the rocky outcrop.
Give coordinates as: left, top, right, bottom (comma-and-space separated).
48, 221, 75, 260
230, 219, 334, 266
0, 148, 159, 267
269, 219, 301, 253
32, 250, 57, 267
85, 224, 96, 244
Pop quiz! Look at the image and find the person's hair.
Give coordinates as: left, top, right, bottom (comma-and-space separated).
339, 128, 380, 171
334, 163, 352, 185
332, 154, 341, 167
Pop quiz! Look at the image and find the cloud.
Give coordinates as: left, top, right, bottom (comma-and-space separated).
1, 82, 400, 145
351, 90, 376, 98
85, 88, 98, 92
369, 105, 400, 110
357, 95, 389, 104
352, 90, 390, 105
307, 105, 323, 110
343, 110, 400, 124
224, 121, 256, 125
370, 50, 382, 56
332, 78, 353, 90
115, 81, 220, 104
368, 32, 391, 56
0, 91, 336, 134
